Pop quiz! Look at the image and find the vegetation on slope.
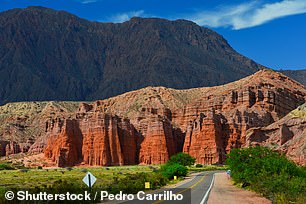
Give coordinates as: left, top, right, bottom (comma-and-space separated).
226, 146, 306, 203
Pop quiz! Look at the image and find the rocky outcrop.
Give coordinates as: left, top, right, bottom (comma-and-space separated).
1, 70, 306, 166
0, 101, 79, 157
44, 110, 183, 166
245, 103, 306, 165
45, 119, 83, 167
0, 141, 8, 156
176, 70, 306, 164
44, 70, 306, 166
0, 140, 35, 157
139, 116, 177, 164
183, 110, 225, 164
44, 114, 139, 167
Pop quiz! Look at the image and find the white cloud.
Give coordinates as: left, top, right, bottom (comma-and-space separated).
81, 0, 98, 4
109, 10, 145, 23
189, 0, 306, 30
75, 0, 99, 4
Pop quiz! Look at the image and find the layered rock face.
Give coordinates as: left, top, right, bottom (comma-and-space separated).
245, 103, 306, 165
139, 116, 177, 164
183, 110, 225, 164
45, 119, 83, 167
45, 113, 139, 167
42, 70, 306, 166
44, 102, 183, 166
0, 102, 79, 157
1, 70, 306, 166
175, 70, 306, 164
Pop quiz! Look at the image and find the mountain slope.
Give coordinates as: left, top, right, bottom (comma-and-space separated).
281, 70, 306, 87
0, 6, 264, 105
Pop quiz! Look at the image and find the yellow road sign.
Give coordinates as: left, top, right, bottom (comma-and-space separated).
145, 182, 150, 189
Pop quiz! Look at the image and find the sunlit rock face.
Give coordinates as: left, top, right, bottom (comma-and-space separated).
1, 70, 306, 166
245, 103, 306, 166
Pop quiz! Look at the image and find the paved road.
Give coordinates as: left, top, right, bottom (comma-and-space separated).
177, 171, 215, 204
104, 171, 215, 204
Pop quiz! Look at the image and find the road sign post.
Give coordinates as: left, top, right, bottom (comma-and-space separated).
88, 173, 92, 202
83, 172, 97, 203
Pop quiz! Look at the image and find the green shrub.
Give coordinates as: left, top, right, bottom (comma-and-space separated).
37, 166, 43, 170
226, 146, 306, 203
0, 163, 15, 170
160, 163, 188, 179
195, 164, 203, 168
168, 152, 196, 166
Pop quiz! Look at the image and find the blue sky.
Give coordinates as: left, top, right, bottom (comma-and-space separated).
1, 0, 306, 70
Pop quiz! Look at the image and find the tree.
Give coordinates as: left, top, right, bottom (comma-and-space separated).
160, 163, 188, 179
168, 153, 196, 166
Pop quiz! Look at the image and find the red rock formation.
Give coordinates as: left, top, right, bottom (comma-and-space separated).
40, 70, 306, 166
2, 70, 306, 166
45, 114, 138, 167
139, 116, 177, 164
0, 141, 9, 156
0, 140, 34, 157
45, 119, 83, 167
177, 70, 306, 164
81, 114, 125, 166
183, 110, 225, 164
0, 101, 78, 158
245, 103, 306, 165
118, 118, 139, 164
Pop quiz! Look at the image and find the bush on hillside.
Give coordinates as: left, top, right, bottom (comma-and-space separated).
226, 146, 306, 203
160, 163, 188, 179
168, 153, 196, 166
0, 163, 15, 170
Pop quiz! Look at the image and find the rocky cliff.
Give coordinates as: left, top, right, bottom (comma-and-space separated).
0, 101, 79, 157
245, 103, 306, 165
41, 70, 306, 166
44, 104, 180, 166
44, 114, 140, 166
175, 69, 306, 164
1, 70, 305, 166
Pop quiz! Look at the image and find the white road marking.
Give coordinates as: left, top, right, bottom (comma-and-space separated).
200, 173, 215, 204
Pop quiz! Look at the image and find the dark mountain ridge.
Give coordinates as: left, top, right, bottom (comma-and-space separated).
0, 6, 266, 104
281, 70, 306, 87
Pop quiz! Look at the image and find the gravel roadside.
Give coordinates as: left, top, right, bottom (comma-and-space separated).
207, 172, 271, 204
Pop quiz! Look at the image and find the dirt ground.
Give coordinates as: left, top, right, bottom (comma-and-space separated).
208, 172, 272, 204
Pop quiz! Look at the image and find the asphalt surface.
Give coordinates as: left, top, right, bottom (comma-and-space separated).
102, 171, 215, 204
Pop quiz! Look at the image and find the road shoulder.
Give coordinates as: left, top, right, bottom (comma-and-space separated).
207, 172, 271, 204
